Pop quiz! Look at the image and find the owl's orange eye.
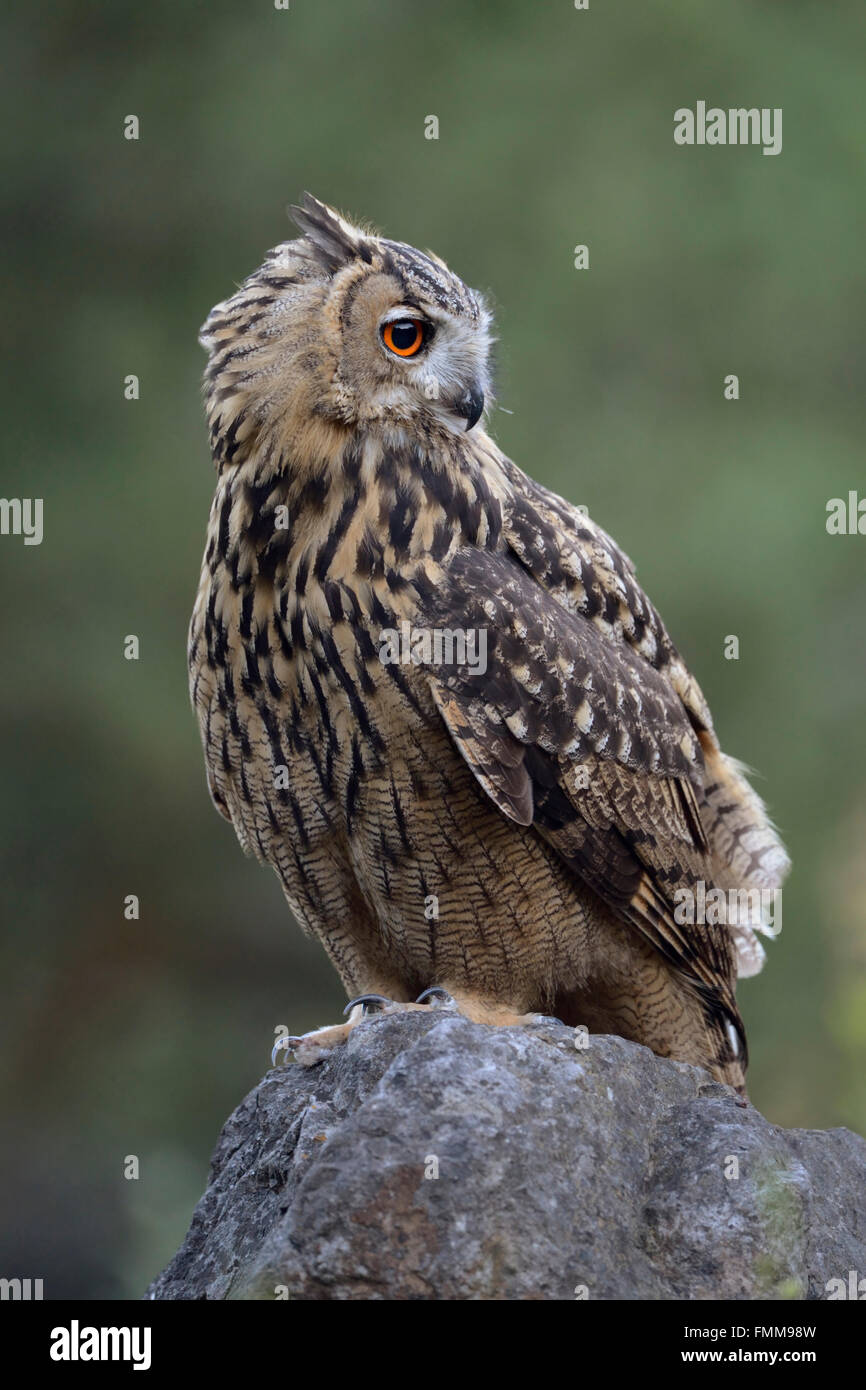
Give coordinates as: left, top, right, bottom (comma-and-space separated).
382, 318, 426, 357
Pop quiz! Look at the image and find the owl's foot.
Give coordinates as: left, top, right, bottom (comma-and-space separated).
270, 987, 552, 1069
428, 987, 553, 1029
270, 989, 451, 1069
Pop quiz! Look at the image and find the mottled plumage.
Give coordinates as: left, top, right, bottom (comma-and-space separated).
188, 194, 789, 1092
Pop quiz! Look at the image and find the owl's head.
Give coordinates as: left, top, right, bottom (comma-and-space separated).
200, 194, 493, 468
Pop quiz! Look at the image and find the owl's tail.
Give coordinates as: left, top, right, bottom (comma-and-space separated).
698, 736, 791, 980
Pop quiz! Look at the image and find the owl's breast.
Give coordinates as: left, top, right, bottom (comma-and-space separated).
190, 533, 440, 843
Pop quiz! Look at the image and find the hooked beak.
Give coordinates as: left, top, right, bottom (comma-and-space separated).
454, 382, 485, 432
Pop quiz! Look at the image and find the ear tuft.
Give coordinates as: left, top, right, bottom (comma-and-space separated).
289, 192, 371, 273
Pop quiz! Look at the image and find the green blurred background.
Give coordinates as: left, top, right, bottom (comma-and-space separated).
2, 0, 865, 1298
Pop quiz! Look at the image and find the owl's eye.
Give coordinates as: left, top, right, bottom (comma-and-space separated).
381, 318, 427, 357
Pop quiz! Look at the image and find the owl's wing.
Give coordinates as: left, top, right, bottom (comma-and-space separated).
498, 460, 715, 729
417, 540, 744, 1046
495, 464, 790, 975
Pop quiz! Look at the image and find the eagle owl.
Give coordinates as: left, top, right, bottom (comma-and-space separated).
188, 194, 789, 1094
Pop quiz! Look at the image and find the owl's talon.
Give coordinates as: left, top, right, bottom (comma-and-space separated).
343, 993, 392, 1017
415, 986, 455, 1008
271, 1035, 303, 1066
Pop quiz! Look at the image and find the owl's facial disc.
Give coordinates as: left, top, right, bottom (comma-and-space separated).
279, 198, 493, 434
367, 296, 488, 434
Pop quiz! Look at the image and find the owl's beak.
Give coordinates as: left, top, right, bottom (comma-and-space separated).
454, 383, 485, 431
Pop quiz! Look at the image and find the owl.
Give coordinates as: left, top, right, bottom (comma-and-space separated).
188, 193, 789, 1094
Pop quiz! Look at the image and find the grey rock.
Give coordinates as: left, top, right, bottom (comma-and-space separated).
146, 1011, 866, 1300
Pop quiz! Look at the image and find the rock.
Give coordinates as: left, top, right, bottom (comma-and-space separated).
145, 1011, 866, 1300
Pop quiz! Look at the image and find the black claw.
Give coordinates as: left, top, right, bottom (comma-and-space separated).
344, 993, 391, 1017
415, 987, 454, 1007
